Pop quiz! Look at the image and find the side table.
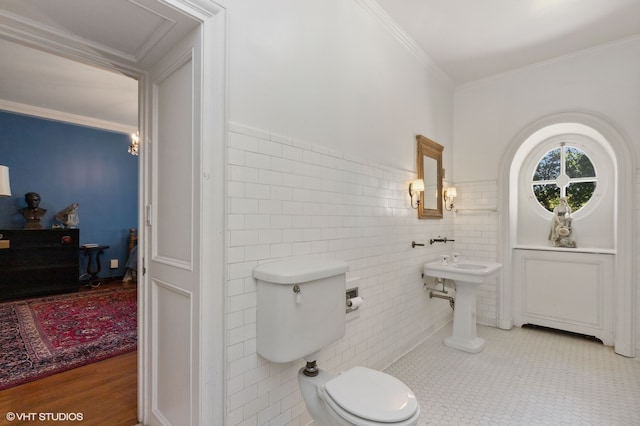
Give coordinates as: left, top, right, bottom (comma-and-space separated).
80, 244, 110, 286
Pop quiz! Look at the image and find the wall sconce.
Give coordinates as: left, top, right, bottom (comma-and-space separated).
408, 179, 425, 209
0, 165, 11, 197
128, 132, 140, 156
444, 187, 457, 211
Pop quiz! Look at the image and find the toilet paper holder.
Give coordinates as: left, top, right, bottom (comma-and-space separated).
346, 287, 362, 313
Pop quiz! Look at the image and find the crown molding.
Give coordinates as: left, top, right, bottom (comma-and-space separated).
352, 0, 452, 86
0, 99, 136, 135
0, 5, 176, 74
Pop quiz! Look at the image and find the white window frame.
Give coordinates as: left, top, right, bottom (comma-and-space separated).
523, 134, 606, 221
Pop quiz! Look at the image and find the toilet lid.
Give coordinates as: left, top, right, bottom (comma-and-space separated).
324, 366, 418, 423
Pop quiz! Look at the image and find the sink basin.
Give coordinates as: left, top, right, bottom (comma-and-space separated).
423, 258, 502, 353
455, 263, 485, 270
423, 260, 502, 283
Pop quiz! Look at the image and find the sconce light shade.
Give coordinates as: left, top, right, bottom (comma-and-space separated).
409, 179, 425, 209
445, 187, 457, 199
0, 165, 11, 197
411, 179, 425, 193
444, 186, 457, 211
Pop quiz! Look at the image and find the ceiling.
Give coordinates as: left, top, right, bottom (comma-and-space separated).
0, 38, 139, 133
0, 0, 639, 131
376, 0, 640, 84
0, 0, 199, 133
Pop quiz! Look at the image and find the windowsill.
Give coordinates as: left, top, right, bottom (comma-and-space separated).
513, 245, 616, 255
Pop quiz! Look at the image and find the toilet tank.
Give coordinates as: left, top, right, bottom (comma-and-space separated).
253, 257, 349, 363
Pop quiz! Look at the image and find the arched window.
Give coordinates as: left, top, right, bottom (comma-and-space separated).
531, 142, 597, 213
515, 124, 613, 247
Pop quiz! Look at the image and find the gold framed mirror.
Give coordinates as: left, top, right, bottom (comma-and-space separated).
416, 135, 444, 219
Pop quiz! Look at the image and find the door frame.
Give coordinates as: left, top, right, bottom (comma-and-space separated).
498, 111, 636, 357
139, 2, 226, 424
0, 1, 227, 423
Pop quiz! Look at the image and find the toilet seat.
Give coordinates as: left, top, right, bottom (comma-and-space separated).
321, 366, 419, 425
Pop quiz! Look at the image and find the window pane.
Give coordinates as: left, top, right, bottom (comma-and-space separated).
565, 147, 595, 178
533, 148, 560, 181
533, 184, 560, 212
566, 181, 596, 212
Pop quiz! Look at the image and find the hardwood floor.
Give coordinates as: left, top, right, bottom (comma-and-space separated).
0, 352, 138, 425
0, 280, 138, 425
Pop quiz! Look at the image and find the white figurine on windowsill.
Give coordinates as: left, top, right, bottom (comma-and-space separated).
549, 197, 576, 248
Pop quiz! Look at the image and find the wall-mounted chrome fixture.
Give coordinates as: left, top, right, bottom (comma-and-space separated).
430, 237, 455, 245
128, 132, 140, 156
346, 287, 362, 313
443, 186, 457, 211
408, 179, 425, 209
0, 165, 11, 197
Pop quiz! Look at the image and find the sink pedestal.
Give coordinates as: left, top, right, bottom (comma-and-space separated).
423, 259, 502, 354
445, 280, 485, 353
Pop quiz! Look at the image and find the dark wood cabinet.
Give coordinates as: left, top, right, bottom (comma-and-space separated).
0, 229, 80, 301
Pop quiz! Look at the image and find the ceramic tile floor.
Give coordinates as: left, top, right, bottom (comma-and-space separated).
385, 323, 640, 426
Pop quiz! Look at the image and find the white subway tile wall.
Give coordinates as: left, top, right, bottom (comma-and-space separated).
451, 181, 500, 327
225, 124, 639, 425
226, 123, 476, 425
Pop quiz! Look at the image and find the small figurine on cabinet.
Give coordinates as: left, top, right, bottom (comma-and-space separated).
548, 197, 576, 248
20, 192, 47, 229
55, 203, 80, 228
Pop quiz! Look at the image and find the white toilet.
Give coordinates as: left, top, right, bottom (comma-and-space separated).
253, 257, 420, 426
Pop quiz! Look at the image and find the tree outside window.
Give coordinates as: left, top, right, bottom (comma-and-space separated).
532, 143, 596, 213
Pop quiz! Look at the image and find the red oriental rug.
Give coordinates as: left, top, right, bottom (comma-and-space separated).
0, 287, 137, 390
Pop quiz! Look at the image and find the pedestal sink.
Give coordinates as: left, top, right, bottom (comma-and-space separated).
424, 259, 502, 353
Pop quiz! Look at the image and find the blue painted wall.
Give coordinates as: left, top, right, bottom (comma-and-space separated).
0, 110, 138, 279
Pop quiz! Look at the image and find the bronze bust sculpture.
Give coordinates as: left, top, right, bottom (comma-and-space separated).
20, 192, 47, 229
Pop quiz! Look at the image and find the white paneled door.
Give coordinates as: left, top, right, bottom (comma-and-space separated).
145, 26, 202, 426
